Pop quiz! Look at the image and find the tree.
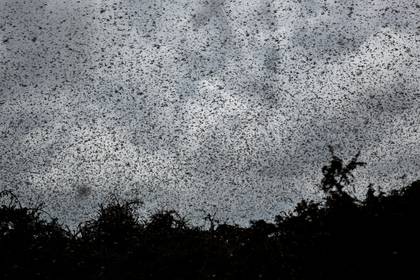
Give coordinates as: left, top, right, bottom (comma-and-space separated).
320, 146, 366, 196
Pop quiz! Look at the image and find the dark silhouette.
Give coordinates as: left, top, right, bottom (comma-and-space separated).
320, 146, 366, 195
1, 151, 419, 279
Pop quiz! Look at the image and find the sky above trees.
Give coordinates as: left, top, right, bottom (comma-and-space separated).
1, 0, 419, 227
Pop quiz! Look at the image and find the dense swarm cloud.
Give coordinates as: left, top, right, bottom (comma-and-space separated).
1, 0, 419, 226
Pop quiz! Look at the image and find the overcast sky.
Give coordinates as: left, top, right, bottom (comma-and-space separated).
1, 0, 419, 227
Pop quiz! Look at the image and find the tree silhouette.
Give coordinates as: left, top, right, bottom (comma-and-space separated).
320, 146, 366, 196
1, 150, 419, 280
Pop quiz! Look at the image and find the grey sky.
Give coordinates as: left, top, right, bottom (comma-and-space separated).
1, 0, 419, 227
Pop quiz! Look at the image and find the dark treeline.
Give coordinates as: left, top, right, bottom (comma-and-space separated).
0, 150, 419, 279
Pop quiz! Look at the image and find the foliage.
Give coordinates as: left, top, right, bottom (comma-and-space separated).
320, 146, 366, 195
0, 152, 419, 279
